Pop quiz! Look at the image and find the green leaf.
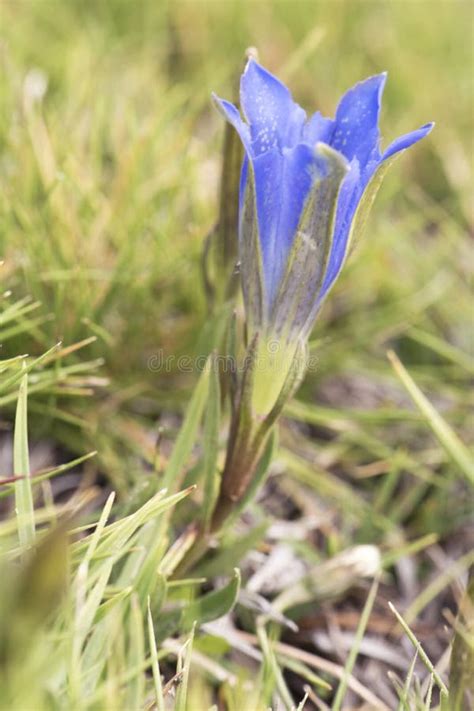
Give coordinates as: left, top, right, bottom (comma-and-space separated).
14, 373, 35, 548
197, 522, 268, 578
389, 601, 449, 697
331, 576, 380, 711
79, 486, 194, 562
396, 653, 418, 711
126, 594, 146, 709
194, 300, 234, 358
162, 360, 211, 492
94, 587, 133, 623
257, 619, 294, 710
227, 428, 276, 526
147, 599, 165, 711
181, 568, 241, 632
0, 451, 97, 500
203, 84, 242, 306
154, 569, 241, 642
388, 350, 474, 485
0, 341, 61, 396
201, 355, 221, 529
175, 625, 195, 711
407, 326, 474, 374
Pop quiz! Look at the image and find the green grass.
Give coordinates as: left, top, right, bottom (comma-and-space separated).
0, 1, 473, 709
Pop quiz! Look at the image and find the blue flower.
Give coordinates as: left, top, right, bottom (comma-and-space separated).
213, 59, 433, 343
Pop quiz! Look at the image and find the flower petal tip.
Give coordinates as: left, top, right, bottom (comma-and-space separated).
244, 56, 258, 72
210, 91, 222, 110
212, 94, 252, 154
315, 141, 350, 171
382, 121, 435, 160
353, 71, 388, 94
211, 93, 240, 124
242, 56, 268, 82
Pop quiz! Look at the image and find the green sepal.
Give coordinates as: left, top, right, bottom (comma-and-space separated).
211, 332, 261, 509
236, 330, 261, 427
316, 154, 399, 315
347, 154, 398, 258
224, 309, 238, 411
203, 93, 243, 308
261, 339, 308, 434
270, 143, 348, 341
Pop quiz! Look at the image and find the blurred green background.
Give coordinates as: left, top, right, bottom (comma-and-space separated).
1, 0, 472, 497
0, 2, 473, 709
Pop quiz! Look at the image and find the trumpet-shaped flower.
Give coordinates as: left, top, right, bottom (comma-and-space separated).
214, 59, 433, 414
213, 59, 433, 414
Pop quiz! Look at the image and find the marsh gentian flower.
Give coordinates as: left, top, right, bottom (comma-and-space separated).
215, 59, 433, 335
213, 59, 433, 414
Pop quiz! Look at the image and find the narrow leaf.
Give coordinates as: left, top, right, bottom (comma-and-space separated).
181, 568, 241, 632
14, 373, 35, 547
148, 599, 165, 711
331, 576, 379, 711
389, 601, 449, 696
175, 626, 195, 711
201, 354, 221, 529
162, 361, 211, 491
388, 350, 474, 484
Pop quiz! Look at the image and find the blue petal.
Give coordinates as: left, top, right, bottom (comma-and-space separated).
212, 94, 253, 155
320, 158, 362, 298
331, 73, 387, 167
319, 121, 433, 301
240, 59, 306, 156
383, 122, 434, 160
250, 143, 324, 303
303, 111, 334, 145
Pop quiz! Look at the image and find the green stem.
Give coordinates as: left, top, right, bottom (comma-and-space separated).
173, 426, 272, 578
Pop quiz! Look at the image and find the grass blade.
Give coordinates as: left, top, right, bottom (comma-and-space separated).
201, 354, 221, 529
388, 601, 449, 696
162, 361, 210, 491
175, 625, 195, 711
388, 350, 474, 484
14, 373, 35, 547
331, 576, 379, 711
147, 598, 165, 711
257, 618, 294, 711
126, 594, 145, 709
